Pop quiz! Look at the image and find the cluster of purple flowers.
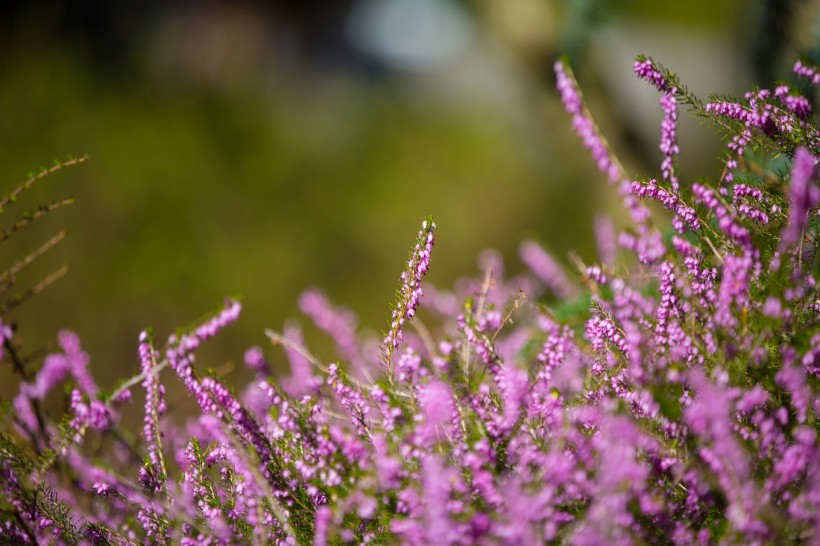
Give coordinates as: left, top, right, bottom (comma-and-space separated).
1, 55, 819, 545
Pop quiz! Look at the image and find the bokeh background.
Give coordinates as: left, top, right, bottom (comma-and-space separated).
1, 0, 819, 399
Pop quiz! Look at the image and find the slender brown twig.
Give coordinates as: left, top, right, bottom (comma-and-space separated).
1, 265, 68, 315
0, 199, 75, 244
0, 230, 66, 294
0, 155, 88, 212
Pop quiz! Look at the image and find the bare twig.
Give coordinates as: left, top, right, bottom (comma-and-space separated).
1, 266, 68, 315
0, 156, 88, 212
0, 230, 66, 294
107, 359, 169, 405
0, 199, 75, 243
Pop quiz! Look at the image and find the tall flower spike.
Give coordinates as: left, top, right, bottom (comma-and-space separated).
554, 59, 622, 184
659, 89, 680, 190
556, 59, 662, 262
166, 299, 241, 397
139, 330, 168, 496
381, 218, 435, 377
780, 147, 819, 253
634, 57, 679, 190
299, 289, 366, 372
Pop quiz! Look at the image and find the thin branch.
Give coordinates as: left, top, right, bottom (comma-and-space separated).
703, 235, 725, 265
410, 317, 436, 360
462, 266, 494, 379
1, 265, 68, 315
3, 338, 49, 451
3, 336, 30, 382
0, 155, 88, 212
490, 289, 526, 344
265, 329, 329, 374
0, 199, 75, 244
0, 230, 66, 294
107, 359, 169, 406
264, 328, 376, 390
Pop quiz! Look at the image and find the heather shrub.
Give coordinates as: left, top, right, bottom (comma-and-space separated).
1, 56, 819, 545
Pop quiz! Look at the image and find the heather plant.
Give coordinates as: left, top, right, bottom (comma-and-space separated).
1, 55, 819, 545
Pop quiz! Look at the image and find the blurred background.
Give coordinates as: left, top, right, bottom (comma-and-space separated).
1, 0, 819, 399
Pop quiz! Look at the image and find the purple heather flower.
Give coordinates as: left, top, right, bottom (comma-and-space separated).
708, 88, 820, 187
585, 312, 629, 369
370, 384, 401, 432
16, 330, 98, 417
555, 60, 622, 183
557, 59, 663, 263
21, 353, 68, 400
654, 261, 686, 352
706, 100, 749, 122
280, 323, 319, 398
631, 178, 699, 232
458, 313, 499, 374
166, 299, 241, 399
775, 85, 812, 119
243, 346, 269, 375
65, 446, 143, 506
776, 355, 811, 424
68, 389, 113, 442
417, 380, 455, 446
659, 89, 680, 189
594, 213, 617, 266
761, 296, 783, 318
617, 223, 666, 264
420, 454, 463, 545
299, 289, 364, 371
139, 330, 167, 494
585, 265, 606, 285
692, 182, 752, 252
199, 377, 274, 474
685, 371, 768, 538
519, 240, 579, 299
714, 253, 753, 330
0, 320, 11, 359
633, 58, 668, 91
58, 330, 97, 398
478, 249, 505, 281
395, 347, 423, 383
12, 392, 38, 432
780, 147, 819, 252
382, 220, 435, 369
328, 364, 369, 437
793, 60, 820, 85
372, 434, 402, 489
574, 415, 651, 545
498, 365, 529, 435
803, 333, 820, 378
198, 415, 268, 501
477, 310, 503, 333
735, 385, 769, 414
733, 183, 771, 224
313, 506, 332, 546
